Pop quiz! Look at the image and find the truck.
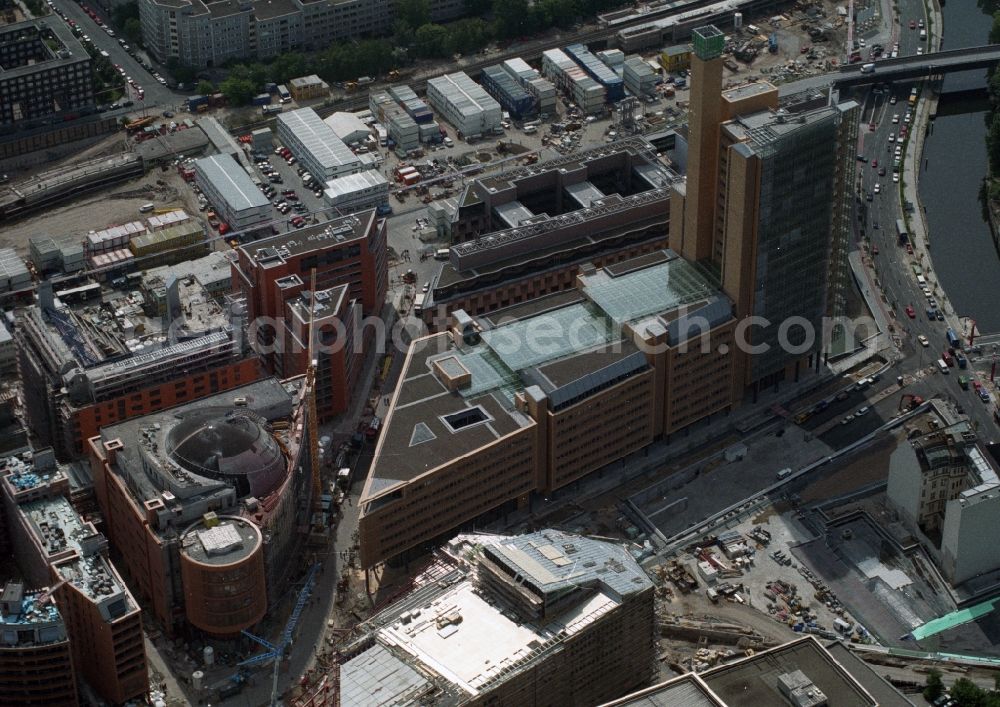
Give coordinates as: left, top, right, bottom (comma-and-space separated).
277, 84, 291, 103
376, 203, 393, 216
413, 293, 425, 314
376, 125, 388, 146
251, 93, 272, 106
860, 63, 876, 74
768, 33, 778, 53
946, 328, 961, 348
262, 104, 283, 115
434, 248, 450, 261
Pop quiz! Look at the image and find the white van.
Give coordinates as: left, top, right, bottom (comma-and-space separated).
937, 359, 949, 374
139, 203, 154, 213
776, 467, 793, 480
920, 29, 927, 40
916, 275, 926, 286
434, 248, 450, 261
523, 125, 538, 135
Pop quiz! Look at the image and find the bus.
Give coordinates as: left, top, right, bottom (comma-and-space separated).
896, 218, 908, 244
946, 328, 961, 348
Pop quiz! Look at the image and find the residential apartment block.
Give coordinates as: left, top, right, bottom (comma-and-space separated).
0, 19, 94, 127
139, 0, 465, 66
887, 412, 1000, 586
16, 278, 260, 460
359, 248, 738, 569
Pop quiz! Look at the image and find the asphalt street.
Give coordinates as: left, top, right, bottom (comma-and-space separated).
49, 0, 179, 109
849, 0, 999, 444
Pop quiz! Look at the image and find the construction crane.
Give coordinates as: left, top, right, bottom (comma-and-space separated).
36, 579, 67, 604
239, 563, 321, 707
307, 268, 323, 524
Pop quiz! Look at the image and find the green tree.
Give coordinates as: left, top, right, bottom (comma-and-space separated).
166, 57, 197, 85
196, 79, 215, 95
414, 24, 450, 58
269, 52, 308, 83
992, 11, 1000, 45
949, 678, 988, 707
923, 669, 944, 703
987, 112, 1000, 175
123, 18, 142, 45
395, 0, 431, 29
219, 76, 256, 105
464, 0, 493, 14
492, 0, 531, 38
446, 18, 493, 55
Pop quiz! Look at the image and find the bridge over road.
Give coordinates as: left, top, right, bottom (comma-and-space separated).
834, 44, 1000, 87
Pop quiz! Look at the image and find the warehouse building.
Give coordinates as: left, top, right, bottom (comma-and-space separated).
0, 19, 94, 127
480, 64, 537, 120
369, 90, 420, 154
0, 248, 30, 294
337, 531, 654, 705
359, 246, 737, 569
565, 43, 625, 101
323, 170, 389, 214
323, 111, 371, 146
541, 48, 606, 114
277, 107, 363, 181
86, 377, 312, 637
194, 154, 271, 231
623, 55, 659, 97
502, 57, 557, 116
426, 72, 502, 139
387, 84, 433, 124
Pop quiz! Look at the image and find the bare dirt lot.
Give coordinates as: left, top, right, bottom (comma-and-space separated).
0, 167, 196, 258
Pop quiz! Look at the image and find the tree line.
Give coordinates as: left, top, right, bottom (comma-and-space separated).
188, 0, 631, 104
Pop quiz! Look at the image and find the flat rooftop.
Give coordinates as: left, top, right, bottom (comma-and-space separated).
366, 251, 728, 500
194, 154, 270, 212
603, 674, 724, 706
277, 108, 361, 172
346, 530, 650, 702
0, 18, 90, 81
241, 209, 374, 265
701, 637, 877, 707
180, 518, 260, 566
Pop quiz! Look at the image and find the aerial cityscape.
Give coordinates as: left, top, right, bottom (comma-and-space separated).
1, 0, 1000, 704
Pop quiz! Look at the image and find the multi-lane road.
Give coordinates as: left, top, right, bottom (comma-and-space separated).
49, 0, 179, 109
849, 0, 999, 442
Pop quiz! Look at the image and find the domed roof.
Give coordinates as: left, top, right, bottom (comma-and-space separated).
166, 408, 284, 482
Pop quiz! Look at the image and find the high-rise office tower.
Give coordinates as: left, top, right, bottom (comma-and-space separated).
670, 24, 856, 393
672, 26, 725, 263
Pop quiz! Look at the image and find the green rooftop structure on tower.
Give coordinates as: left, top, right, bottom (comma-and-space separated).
692, 25, 725, 61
